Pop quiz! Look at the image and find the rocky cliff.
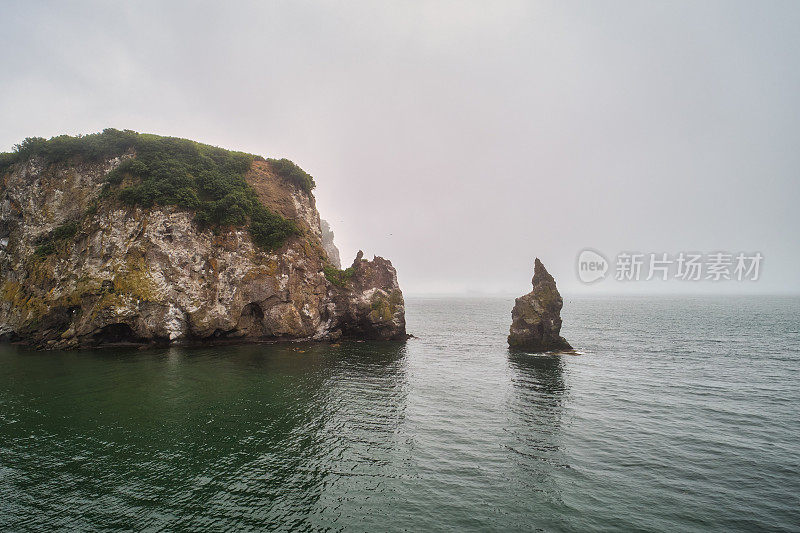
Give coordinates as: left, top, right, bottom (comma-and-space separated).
508, 258, 571, 352
0, 130, 406, 349
320, 219, 341, 269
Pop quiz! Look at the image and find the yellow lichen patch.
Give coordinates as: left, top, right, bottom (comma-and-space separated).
115, 264, 158, 300
389, 289, 402, 304
58, 278, 101, 308
388, 289, 403, 314
41, 204, 53, 223
299, 235, 326, 262
242, 262, 278, 282
1, 280, 49, 321
95, 256, 160, 311
1, 280, 22, 303
369, 293, 393, 322
26, 255, 56, 285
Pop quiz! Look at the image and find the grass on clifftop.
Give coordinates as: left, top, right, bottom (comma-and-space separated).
0, 129, 317, 251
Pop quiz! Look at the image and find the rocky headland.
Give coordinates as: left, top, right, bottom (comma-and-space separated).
320, 219, 342, 269
0, 129, 406, 349
508, 258, 571, 352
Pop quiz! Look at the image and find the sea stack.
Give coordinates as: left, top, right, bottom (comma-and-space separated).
508, 258, 571, 352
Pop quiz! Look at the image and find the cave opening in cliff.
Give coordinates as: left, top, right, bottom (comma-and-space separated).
92, 323, 141, 345
237, 303, 266, 337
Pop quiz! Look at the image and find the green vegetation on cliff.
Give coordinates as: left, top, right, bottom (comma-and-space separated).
265, 158, 315, 193
0, 129, 316, 250
1, 129, 139, 171
33, 220, 80, 257
323, 264, 355, 288
111, 134, 298, 249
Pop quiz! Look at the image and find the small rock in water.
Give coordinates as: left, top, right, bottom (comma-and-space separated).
508, 258, 572, 352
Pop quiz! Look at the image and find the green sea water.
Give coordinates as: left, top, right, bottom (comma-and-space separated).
1, 296, 798, 531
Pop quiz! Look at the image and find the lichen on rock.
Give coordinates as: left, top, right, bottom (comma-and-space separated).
508, 258, 572, 352
0, 131, 406, 349
325, 251, 407, 341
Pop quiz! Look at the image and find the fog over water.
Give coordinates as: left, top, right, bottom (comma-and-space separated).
2, 1, 798, 295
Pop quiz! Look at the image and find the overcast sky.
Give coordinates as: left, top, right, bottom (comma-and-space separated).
2, 0, 798, 295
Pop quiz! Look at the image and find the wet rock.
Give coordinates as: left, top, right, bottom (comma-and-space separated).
508, 258, 572, 352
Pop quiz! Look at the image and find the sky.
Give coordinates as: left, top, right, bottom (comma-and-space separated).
1, 0, 799, 295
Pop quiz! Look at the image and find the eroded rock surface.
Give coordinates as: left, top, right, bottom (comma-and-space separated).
320, 219, 341, 269
508, 258, 571, 352
329, 251, 405, 340
0, 156, 406, 349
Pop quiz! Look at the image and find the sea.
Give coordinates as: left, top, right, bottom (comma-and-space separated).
1, 295, 798, 532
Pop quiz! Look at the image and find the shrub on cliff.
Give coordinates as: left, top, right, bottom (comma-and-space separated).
0, 129, 306, 251
5, 129, 138, 169
33, 220, 80, 258
249, 205, 297, 249
323, 264, 355, 288
113, 135, 298, 248
266, 158, 315, 193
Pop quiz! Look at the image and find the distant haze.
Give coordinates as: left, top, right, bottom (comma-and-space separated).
2, 1, 798, 295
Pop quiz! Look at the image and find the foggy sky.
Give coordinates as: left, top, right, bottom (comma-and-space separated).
2, 0, 798, 295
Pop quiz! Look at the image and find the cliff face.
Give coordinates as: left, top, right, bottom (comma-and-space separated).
0, 151, 405, 349
320, 219, 341, 269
